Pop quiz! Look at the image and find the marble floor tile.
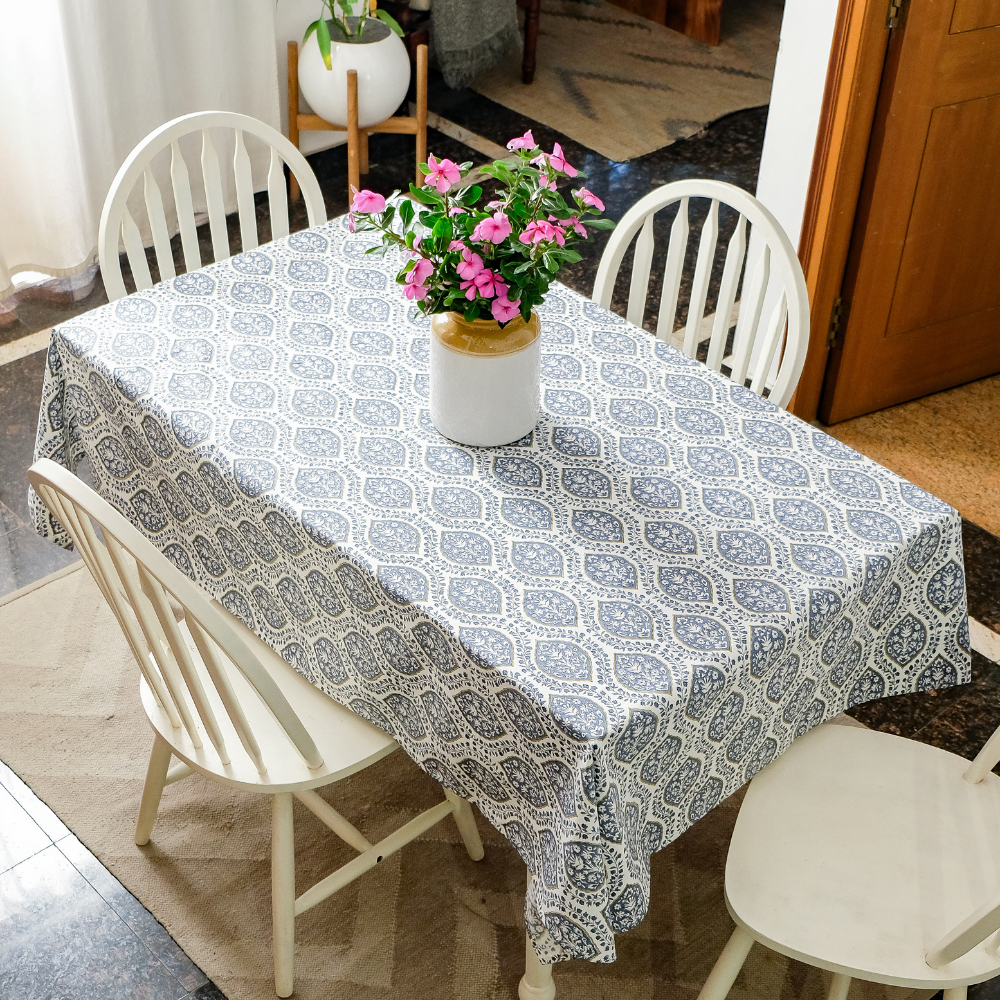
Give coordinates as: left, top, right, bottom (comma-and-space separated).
963, 519, 1000, 632
58, 834, 208, 994
0, 351, 48, 524
0, 845, 191, 1000
848, 650, 1000, 771
0, 521, 80, 600
0, 785, 53, 875
0, 759, 71, 843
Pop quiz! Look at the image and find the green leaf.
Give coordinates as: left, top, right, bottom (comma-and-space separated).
316, 16, 332, 69
399, 199, 415, 227
456, 185, 482, 206
303, 19, 319, 44
409, 183, 441, 205
432, 216, 453, 240
493, 163, 517, 185
585, 218, 616, 230
464, 303, 482, 322
374, 8, 405, 35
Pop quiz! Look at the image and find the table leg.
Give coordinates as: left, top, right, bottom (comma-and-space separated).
519, 871, 556, 1000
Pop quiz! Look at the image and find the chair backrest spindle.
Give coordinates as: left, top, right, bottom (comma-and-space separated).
682, 197, 720, 357
99, 111, 327, 301
593, 179, 809, 409
199, 128, 230, 263
654, 197, 690, 341
170, 139, 203, 274
121, 207, 153, 291
627, 215, 655, 326
705, 214, 747, 371
233, 128, 260, 252
29, 459, 326, 775
142, 167, 176, 281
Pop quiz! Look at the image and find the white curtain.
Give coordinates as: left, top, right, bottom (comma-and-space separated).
0, 0, 282, 300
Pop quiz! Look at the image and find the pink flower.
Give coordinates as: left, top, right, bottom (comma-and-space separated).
471, 211, 513, 244
473, 269, 507, 299
519, 220, 564, 247
456, 249, 484, 281
507, 129, 536, 151
425, 154, 462, 193
406, 258, 434, 286
555, 214, 588, 237
548, 142, 577, 177
492, 294, 522, 323
573, 187, 605, 212
448, 239, 466, 252
351, 189, 386, 214
402, 282, 429, 301
449, 205, 467, 216
486, 199, 504, 209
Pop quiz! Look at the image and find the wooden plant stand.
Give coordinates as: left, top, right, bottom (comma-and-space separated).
287, 41, 428, 200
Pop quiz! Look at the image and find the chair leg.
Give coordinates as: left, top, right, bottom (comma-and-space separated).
135, 733, 172, 846
828, 973, 852, 1000
444, 789, 484, 861
696, 926, 755, 1000
272, 792, 295, 998
944, 989, 968, 1000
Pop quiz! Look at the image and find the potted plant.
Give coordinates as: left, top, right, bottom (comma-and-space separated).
297, 0, 409, 130
349, 132, 613, 446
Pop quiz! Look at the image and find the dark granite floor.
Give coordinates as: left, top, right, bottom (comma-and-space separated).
3, 73, 1000, 1000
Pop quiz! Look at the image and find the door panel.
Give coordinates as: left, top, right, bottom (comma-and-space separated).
819, 1, 1000, 422
887, 95, 1000, 336
951, 0, 1000, 32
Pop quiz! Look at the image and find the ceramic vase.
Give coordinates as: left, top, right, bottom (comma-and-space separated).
297, 17, 410, 130
429, 310, 541, 447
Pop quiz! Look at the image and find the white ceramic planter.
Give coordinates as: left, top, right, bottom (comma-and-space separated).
430, 312, 541, 447
298, 18, 410, 130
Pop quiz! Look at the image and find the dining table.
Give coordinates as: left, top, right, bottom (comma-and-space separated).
31, 214, 971, 992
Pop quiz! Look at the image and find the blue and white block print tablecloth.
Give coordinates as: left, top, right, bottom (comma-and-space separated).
32, 217, 971, 963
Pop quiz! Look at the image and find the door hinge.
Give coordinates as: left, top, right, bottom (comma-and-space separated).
886, 0, 905, 29
826, 297, 847, 351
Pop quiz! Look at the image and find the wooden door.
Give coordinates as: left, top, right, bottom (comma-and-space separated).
820, 0, 1000, 424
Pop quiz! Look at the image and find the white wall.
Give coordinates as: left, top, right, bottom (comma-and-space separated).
755, 0, 840, 250
742, 0, 839, 380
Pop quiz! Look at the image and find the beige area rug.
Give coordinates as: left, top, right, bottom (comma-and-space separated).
825, 372, 1000, 537
471, 0, 783, 161
0, 566, 925, 1000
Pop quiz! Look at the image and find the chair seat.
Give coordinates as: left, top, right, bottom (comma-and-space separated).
726, 723, 1000, 988
140, 604, 397, 793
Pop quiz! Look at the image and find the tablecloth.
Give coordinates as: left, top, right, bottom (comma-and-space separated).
32, 216, 971, 963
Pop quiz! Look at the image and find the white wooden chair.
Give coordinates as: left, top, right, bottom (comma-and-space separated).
28, 458, 484, 998
697, 723, 1000, 1000
98, 111, 327, 302
592, 179, 809, 409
